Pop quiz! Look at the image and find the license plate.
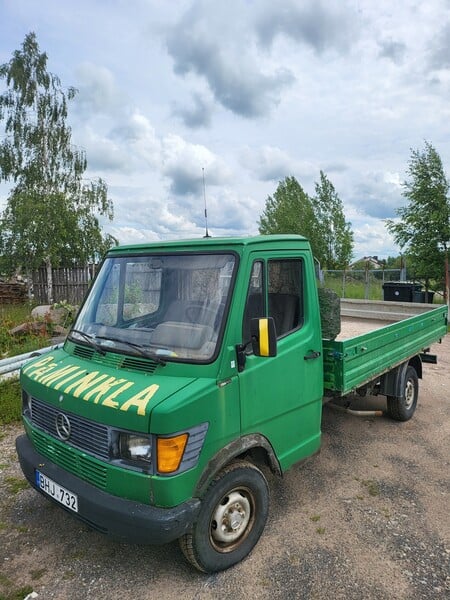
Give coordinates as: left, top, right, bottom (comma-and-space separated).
35, 470, 78, 513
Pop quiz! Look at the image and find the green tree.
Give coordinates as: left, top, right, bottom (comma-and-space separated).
385, 255, 402, 269
386, 142, 450, 293
258, 176, 324, 260
313, 170, 354, 269
0, 32, 116, 301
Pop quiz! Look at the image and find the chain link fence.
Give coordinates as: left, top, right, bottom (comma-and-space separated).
322, 268, 405, 300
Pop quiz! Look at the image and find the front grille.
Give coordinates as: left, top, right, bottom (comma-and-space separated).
32, 428, 108, 489
30, 397, 110, 461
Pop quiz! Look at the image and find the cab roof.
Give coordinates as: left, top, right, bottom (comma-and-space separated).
107, 234, 309, 255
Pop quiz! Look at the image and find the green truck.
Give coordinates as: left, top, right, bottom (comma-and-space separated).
16, 235, 447, 572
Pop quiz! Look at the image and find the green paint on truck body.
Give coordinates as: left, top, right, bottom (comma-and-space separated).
322, 305, 448, 394
17, 235, 447, 544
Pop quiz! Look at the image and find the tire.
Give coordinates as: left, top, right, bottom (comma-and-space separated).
386, 366, 419, 421
179, 460, 269, 573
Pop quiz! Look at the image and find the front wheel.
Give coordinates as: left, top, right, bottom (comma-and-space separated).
179, 461, 269, 573
386, 365, 419, 421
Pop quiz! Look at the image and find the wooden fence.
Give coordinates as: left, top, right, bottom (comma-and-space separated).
32, 265, 97, 304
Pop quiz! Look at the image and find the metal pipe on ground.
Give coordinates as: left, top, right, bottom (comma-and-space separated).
328, 402, 384, 417
0, 343, 63, 379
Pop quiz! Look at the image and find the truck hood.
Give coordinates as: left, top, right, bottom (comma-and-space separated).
21, 349, 197, 432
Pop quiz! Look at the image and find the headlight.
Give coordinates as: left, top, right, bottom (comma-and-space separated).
119, 434, 152, 464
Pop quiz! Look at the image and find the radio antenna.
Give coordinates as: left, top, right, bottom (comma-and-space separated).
202, 167, 211, 238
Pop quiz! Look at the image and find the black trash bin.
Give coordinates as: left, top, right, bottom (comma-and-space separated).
412, 290, 435, 303
412, 290, 425, 303
383, 282, 422, 302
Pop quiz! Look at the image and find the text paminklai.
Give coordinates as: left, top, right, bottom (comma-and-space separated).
22, 355, 159, 416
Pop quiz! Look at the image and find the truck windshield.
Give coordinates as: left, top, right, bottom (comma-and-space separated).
70, 253, 236, 363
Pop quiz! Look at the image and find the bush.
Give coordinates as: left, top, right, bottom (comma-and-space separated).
0, 378, 21, 425
0, 303, 51, 357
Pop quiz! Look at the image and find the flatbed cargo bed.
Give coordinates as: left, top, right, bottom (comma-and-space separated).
323, 301, 448, 395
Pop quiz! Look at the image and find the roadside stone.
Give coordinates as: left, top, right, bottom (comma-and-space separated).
9, 322, 47, 336
31, 305, 66, 324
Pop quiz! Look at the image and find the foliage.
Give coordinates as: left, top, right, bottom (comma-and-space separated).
258, 176, 324, 260
0, 303, 51, 357
52, 300, 78, 328
385, 255, 404, 269
314, 171, 354, 269
0, 378, 21, 424
321, 274, 384, 301
0, 32, 116, 280
385, 141, 450, 290
258, 174, 354, 268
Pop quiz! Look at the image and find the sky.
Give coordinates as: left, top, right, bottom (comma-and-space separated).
1, 0, 450, 260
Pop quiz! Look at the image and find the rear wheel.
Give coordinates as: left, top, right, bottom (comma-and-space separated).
179, 461, 269, 573
386, 366, 418, 421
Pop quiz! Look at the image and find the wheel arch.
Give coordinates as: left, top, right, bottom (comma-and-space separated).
407, 354, 422, 380
379, 356, 421, 398
195, 434, 281, 497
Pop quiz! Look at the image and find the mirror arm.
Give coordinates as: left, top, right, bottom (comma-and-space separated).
235, 340, 252, 372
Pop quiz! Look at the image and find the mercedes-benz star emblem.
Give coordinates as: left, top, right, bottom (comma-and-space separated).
55, 413, 71, 441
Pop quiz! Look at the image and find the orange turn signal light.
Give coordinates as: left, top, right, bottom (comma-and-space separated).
157, 433, 188, 473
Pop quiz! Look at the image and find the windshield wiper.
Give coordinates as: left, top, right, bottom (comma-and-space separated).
69, 329, 106, 356
94, 335, 167, 365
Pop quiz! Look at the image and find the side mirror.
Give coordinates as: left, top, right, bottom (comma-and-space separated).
250, 317, 277, 357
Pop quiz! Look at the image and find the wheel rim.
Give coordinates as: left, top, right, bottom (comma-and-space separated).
404, 378, 415, 409
210, 488, 255, 553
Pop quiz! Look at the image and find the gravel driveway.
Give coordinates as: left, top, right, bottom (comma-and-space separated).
1, 334, 449, 599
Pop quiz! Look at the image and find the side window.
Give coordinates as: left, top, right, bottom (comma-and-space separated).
268, 259, 303, 338
242, 261, 264, 342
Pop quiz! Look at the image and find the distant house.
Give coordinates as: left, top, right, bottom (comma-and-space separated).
350, 256, 385, 270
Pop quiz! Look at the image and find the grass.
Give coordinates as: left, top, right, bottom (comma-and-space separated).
0, 379, 21, 425
316, 527, 326, 534
0, 303, 51, 426
0, 584, 34, 600
361, 479, 380, 497
4, 476, 28, 494
0, 303, 51, 358
323, 277, 384, 300
322, 272, 446, 303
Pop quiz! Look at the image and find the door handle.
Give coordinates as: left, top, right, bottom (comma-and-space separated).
304, 350, 321, 360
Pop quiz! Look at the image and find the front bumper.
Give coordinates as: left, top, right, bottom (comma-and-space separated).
16, 434, 201, 545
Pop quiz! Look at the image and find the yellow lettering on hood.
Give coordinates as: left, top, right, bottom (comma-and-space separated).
83, 376, 132, 404
101, 381, 135, 410
64, 371, 109, 398
23, 355, 56, 378
23, 358, 162, 417
120, 384, 159, 416
39, 365, 83, 387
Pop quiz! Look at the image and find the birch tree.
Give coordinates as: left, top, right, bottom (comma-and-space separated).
0, 32, 115, 302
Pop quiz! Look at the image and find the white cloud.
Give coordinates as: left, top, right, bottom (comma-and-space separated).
161, 134, 232, 195
241, 145, 316, 182
351, 218, 398, 259
74, 62, 125, 116
2, 0, 450, 262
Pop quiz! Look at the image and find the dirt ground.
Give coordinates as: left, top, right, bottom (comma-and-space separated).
0, 335, 449, 600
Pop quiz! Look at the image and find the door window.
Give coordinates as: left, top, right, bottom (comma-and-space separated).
242, 261, 265, 342
268, 259, 303, 337
242, 258, 303, 342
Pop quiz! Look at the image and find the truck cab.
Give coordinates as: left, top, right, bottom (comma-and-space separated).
17, 235, 324, 572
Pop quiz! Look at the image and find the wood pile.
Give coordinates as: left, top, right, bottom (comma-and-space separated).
0, 282, 27, 304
